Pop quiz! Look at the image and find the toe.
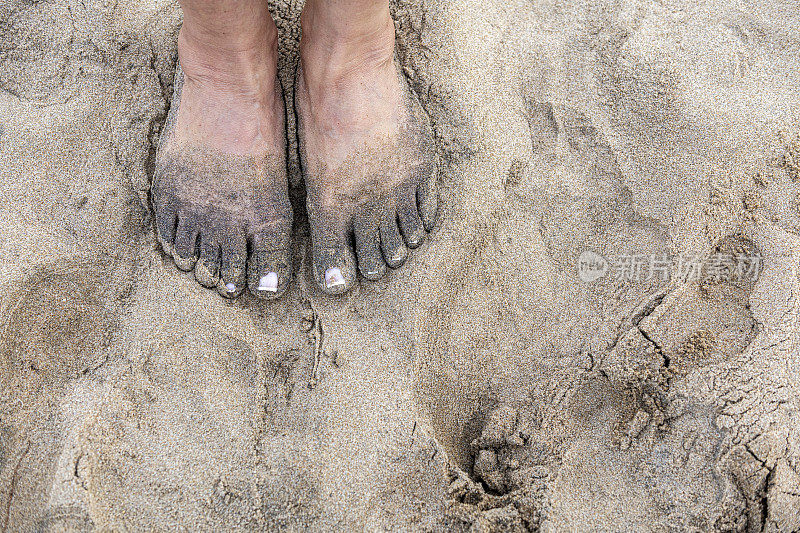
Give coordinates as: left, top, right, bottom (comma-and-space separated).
154, 199, 178, 256
398, 186, 426, 249
173, 214, 199, 272
248, 248, 292, 300
354, 216, 387, 281
194, 233, 220, 288
248, 219, 293, 300
312, 240, 357, 296
417, 174, 439, 232
217, 234, 247, 299
380, 214, 408, 269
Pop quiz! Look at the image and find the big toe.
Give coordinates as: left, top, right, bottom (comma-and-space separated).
248, 248, 293, 300
312, 243, 357, 296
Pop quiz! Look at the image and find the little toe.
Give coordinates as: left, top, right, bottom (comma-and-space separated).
173, 215, 199, 272
417, 174, 439, 232
398, 188, 426, 249
155, 201, 178, 256
248, 248, 292, 300
354, 218, 387, 281
380, 215, 408, 269
217, 235, 247, 299
195, 234, 220, 288
313, 244, 357, 296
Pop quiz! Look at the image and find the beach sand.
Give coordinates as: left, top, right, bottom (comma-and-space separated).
1, 0, 800, 530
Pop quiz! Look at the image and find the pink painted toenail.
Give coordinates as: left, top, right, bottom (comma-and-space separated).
225, 283, 236, 293
325, 267, 346, 289
258, 272, 279, 292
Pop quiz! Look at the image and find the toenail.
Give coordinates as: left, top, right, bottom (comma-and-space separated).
258, 272, 279, 292
325, 267, 346, 289
225, 282, 236, 293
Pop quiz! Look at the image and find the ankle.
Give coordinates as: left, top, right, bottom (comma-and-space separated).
178, 25, 278, 96
299, 8, 396, 94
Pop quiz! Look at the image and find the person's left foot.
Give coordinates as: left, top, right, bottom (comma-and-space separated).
296, 18, 438, 295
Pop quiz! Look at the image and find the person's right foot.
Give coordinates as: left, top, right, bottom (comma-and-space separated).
152, 21, 293, 299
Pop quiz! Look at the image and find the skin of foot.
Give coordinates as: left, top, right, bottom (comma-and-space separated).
295, 2, 439, 295
152, 16, 293, 300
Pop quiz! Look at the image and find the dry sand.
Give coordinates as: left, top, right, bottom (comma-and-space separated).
1, 0, 800, 530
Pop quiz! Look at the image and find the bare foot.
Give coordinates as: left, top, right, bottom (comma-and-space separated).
295, 6, 438, 295
152, 18, 292, 299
